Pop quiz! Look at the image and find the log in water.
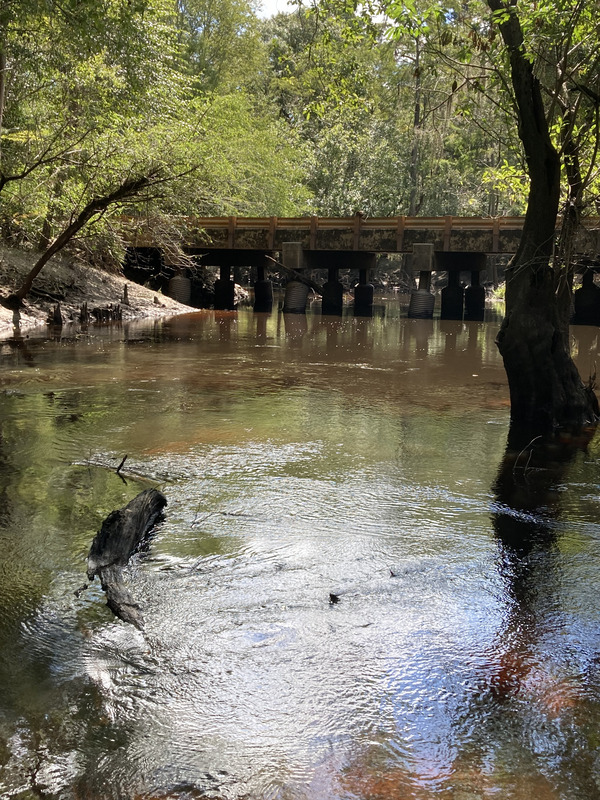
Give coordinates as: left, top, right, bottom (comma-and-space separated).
86, 488, 167, 629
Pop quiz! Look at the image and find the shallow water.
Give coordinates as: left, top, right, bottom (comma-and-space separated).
1, 308, 600, 799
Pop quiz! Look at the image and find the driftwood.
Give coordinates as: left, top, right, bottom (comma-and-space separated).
265, 255, 324, 296
86, 488, 167, 629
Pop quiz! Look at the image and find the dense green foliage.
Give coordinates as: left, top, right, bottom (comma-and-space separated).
0, 0, 598, 264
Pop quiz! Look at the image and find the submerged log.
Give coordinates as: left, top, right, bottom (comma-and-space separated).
86, 488, 167, 629
98, 565, 146, 629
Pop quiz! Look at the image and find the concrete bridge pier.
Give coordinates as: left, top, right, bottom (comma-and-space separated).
440, 270, 465, 320
282, 242, 309, 314
214, 264, 236, 310
435, 251, 487, 321
464, 270, 486, 321
354, 268, 374, 317
572, 269, 600, 325
408, 244, 435, 318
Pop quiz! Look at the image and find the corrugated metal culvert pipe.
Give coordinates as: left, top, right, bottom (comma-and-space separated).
283, 280, 310, 313
168, 275, 191, 305
408, 289, 435, 318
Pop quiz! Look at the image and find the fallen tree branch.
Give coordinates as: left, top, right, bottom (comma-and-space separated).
265, 255, 324, 296
85, 488, 167, 629
12, 174, 157, 302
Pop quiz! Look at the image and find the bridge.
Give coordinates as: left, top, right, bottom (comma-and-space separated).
130, 214, 600, 255
174, 214, 526, 254
126, 215, 600, 320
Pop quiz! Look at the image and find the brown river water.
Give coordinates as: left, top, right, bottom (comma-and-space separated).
1, 305, 600, 799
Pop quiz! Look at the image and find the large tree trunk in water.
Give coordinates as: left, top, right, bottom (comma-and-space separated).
488, 0, 597, 431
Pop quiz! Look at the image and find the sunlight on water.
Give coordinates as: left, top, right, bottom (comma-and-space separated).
1, 309, 600, 799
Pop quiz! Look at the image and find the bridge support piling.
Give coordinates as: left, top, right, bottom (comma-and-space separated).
253, 258, 273, 313
440, 270, 464, 320
464, 270, 486, 321
167, 271, 192, 305
354, 267, 374, 317
572, 270, 600, 325
353, 255, 376, 317
282, 243, 308, 313
322, 266, 344, 316
214, 265, 236, 310
434, 251, 487, 321
408, 244, 435, 319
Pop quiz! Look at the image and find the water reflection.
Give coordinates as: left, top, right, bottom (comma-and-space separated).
1, 311, 600, 799
336, 426, 600, 800
483, 427, 600, 798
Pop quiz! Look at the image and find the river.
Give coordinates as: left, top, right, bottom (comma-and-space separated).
1, 306, 600, 799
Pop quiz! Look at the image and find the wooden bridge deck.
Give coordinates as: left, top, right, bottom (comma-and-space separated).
129, 215, 600, 256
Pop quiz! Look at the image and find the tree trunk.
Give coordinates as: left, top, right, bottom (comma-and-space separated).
11, 174, 152, 301
488, 0, 596, 431
0, 49, 6, 164
37, 168, 67, 251
408, 35, 422, 216
554, 105, 584, 325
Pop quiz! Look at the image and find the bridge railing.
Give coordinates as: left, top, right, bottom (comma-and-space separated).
189, 215, 528, 228
126, 215, 600, 255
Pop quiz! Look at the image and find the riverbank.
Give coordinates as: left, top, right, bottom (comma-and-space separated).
0, 243, 193, 337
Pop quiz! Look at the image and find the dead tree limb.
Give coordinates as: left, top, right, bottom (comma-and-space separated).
265, 255, 324, 296
86, 488, 167, 629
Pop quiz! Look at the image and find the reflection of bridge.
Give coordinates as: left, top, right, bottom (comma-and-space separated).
126, 215, 600, 319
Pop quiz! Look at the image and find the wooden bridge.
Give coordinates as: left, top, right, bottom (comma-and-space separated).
129, 214, 600, 257
125, 214, 600, 318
